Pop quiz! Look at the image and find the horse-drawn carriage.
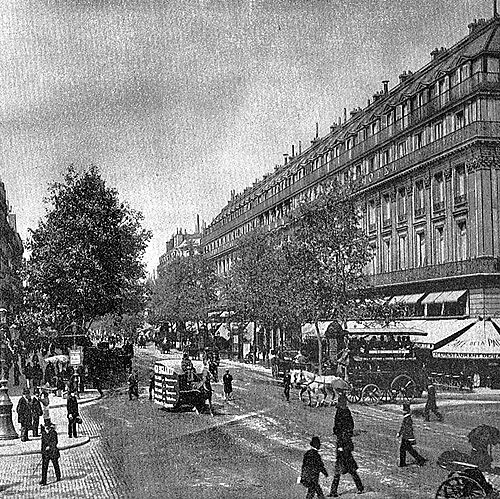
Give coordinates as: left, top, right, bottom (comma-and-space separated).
153, 358, 212, 413
345, 354, 426, 406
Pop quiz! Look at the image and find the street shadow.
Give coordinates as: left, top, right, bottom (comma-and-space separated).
0, 482, 22, 493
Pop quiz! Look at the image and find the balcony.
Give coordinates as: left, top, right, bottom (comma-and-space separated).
454, 194, 467, 206
414, 207, 426, 218
382, 218, 392, 229
368, 256, 500, 287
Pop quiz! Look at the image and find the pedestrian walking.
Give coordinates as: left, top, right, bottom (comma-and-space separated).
128, 369, 139, 400
397, 404, 427, 467
328, 395, 364, 496
423, 383, 443, 422
67, 390, 79, 438
13, 359, 20, 386
24, 361, 33, 389
222, 369, 233, 401
300, 436, 329, 499
31, 391, 44, 438
16, 388, 32, 442
32, 361, 43, 392
40, 421, 61, 486
93, 374, 104, 397
40, 386, 51, 425
149, 370, 155, 400
283, 370, 292, 402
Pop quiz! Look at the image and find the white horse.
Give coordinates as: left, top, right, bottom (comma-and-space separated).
290, 369, 349, 407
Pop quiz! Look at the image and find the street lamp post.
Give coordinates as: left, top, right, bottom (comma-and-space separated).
0, 331, 18, 440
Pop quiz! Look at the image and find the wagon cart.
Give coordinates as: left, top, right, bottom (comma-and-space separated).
153, 358, 210, 412
340, 326, 428, 405
435, 450, 499, 498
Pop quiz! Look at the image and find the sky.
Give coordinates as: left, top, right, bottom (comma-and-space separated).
0, 0, 493, 275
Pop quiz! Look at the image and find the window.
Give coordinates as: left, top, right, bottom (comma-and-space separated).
434, 121, 443, 140
435, 226, 445, 264
397, 140, 407, 158
456, 220, 468, 260
454, 164, 467, 204
487, 57, 500, 73
382, 238, 391, 272
381, 149, 390, 166
355, 163, 362, 179
368, 200, 377, 231
454, 110, 464, 130
414, 131, 424, 150
371, 120, 379, 136
398, 234, 408, 270
433, 173, 445, 212
416, 232, 426, 267
367, 156, 375, 173
382, 194, 391, 226
397, 188, 407, 220
369, 244, 377, 274
415, 180, 425, 216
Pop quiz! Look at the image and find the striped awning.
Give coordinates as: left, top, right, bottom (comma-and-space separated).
422, 290, 467, 304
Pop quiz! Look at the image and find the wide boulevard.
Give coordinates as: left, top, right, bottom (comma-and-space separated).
1, 345, 499, 498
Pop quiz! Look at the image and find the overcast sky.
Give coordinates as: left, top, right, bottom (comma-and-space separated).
0, 0, 492, 274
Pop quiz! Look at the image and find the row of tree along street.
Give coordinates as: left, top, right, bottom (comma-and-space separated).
150, 179, 399, 373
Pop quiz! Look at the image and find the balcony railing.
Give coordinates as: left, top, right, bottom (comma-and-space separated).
433, 201, 445, 213
454, 194, 467, 206
368, 257, 500, 287
414, 207, 426, 218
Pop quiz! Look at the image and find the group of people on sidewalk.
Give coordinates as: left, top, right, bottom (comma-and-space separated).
300, 382, 444, 498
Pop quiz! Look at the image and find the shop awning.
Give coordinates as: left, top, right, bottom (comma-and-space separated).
215, 323, 231, 340
389, 293, 425, 305
433, 319, 500, 359
409, 318, 476, 348
422, 290, 467, 304
345, 321, 427, 336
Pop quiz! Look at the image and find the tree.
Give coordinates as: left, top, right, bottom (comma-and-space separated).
285, 181, 373, 373
226, 228, 300, 354
26, 166, 151, 332
150, 254, 218, 345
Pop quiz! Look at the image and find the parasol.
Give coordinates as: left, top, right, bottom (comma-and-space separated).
44, 354, 70, 364
468, 425, 500, 449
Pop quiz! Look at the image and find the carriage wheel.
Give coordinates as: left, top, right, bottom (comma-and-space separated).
345, 387, 361, 404
361, 384, 381, 405
380, 387, 393, 403
435, 475, 486, 499
391, 375, 416, 403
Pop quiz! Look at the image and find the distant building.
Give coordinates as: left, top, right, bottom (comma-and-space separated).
157, 215, 203, 278
0, 181, 23, 324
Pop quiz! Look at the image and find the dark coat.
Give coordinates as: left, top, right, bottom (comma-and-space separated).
398, 414, 416, 441
41, 426, 60, 460
223, 373, 233, 392
333, 407, 354, 438
335, 433, 358, 474
31, 396, 43, 418
300, 448, 328, 486
67, 394, 79, 417
17, 396, 32, 426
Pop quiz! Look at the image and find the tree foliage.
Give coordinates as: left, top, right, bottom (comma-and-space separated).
26, 166, 151, 331
150, 254, 218, 326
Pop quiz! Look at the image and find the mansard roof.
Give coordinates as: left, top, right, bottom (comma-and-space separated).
208, 17, 500, 228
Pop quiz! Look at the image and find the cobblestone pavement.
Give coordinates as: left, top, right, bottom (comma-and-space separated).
0, 401, 129, 498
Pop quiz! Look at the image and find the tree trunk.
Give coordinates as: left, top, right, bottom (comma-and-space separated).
314, 321, 322, 375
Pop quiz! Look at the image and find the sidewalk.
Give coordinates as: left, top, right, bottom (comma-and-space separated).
0, 389, 101, 456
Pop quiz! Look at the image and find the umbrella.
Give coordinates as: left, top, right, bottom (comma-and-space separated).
44, 354, 69, 364
468, 425, 500, 449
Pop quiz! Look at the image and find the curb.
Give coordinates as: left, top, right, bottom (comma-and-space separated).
0, 436, 91, 457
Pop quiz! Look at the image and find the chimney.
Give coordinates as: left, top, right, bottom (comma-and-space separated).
330, 124, 336, 132
315, 122, 319, 139
196, 214, 200, 233
343, 108, 347, 123
298, 140, 302, 154
283, 153, 289, 165
291, 144, 295, 157
382, 80, 389, 94
399, 70, 411, 83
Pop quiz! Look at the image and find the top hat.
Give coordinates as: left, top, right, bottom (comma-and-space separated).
310, 436, 321, 449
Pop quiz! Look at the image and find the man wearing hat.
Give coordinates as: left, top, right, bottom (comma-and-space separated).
16, 388, 32, 442
397, 404, 427, 467
300, 436, 329, 498
40, 420, 61, 486
31, 390, 44, 438
67, 389, 79, 438
222, 369, 233, 401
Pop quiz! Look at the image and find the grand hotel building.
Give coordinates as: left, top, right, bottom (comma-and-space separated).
202, 16, 500, 358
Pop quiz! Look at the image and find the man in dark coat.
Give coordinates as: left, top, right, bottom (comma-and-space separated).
329, 396, 364, 496
24, 361, 33, 390
397, 404, 427, 467
223, 369, 233, 401
283, 370, 292, 402
67, 390, 79, 438
40, 421, 61, 485
423, 383, 443, 422
128, 369, 139, 400
31, 391, 44, 438
32, 361, 43, 391
300, 436, 329, 498
16, 388, 32, 441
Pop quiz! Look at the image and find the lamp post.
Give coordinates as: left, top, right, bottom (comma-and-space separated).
0, 330, 18, 440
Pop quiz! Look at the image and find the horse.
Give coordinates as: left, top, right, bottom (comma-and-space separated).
290, 369, 349, 407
